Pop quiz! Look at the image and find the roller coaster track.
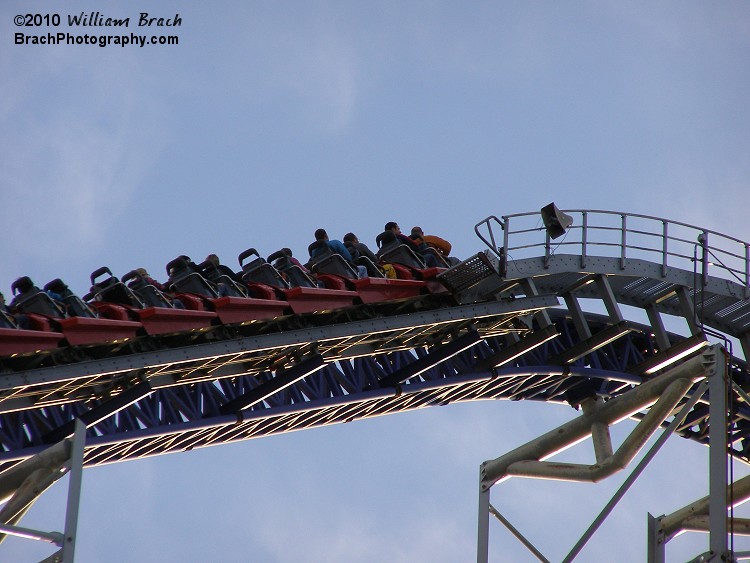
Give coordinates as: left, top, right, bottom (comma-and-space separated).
2, 208, 750, 560
2, 208, 749, 468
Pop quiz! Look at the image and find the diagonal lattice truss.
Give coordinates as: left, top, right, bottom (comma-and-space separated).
0, 296, 747, 476
0, 295, 572, 470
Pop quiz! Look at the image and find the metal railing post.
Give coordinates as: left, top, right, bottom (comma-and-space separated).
661, 221, 668, 278
701, 230, 710, 287
581, 211, 588, 269
503, 216, 510, 263
745, 243, 749, 299
620, 214, 627, 270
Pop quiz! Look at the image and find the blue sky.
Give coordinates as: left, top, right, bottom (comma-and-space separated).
2, 1, 750, 561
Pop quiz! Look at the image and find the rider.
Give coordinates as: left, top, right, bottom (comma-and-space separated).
343, 233, 378, 263
311, 229, 353, 261
383, 222, 438, 267
410, 226, 459, 266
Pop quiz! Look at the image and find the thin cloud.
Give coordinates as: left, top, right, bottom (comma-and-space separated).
217, 5, 361, 135
0, 50, 167, 274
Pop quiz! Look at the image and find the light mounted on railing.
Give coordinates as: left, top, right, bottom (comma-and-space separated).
541, 203, 573, 240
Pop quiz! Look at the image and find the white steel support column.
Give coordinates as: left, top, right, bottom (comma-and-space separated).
581, 397, 613, 463
0, 419, 86, 562
651, 463, 750, 556
647, 513, 665, 563
61, 419, 86, 563
709, 348, 728, 560
477, 348, 717, 562
477, 483, 490, 563
644, 346, 733, 561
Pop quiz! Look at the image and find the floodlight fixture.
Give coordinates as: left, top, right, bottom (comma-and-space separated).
541, 203, 573, 240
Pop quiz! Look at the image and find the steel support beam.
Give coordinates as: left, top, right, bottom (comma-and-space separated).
709, 348, 729, 559
474, 325, 559, 371
488, 503, 550, 563
562, 293, 592, 341
677, 285, 701, 335
61, 419, 85, 563
517, 278, 554, 329
581, 397, 613, 464
0, 441, 71, 505
648, 513, 666, 563
681, 516, 750, 535
645, 304, 671, 352
560, 379, 708, 562
0, 419, 85, 561
476, 353, 713, 562
507, 377, 693, 483
0, 522, 62, 545
477, 480, 490, 563
659, 475, 750, 541
595, 275, 624, 322
627, 334, 708, 376
480, 348, 711, 490
547, 321, 634, 366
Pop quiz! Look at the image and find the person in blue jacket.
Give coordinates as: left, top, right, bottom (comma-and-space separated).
311, 228, 353, 261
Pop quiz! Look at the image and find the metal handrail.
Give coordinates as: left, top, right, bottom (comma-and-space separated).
476, 209, 750, 295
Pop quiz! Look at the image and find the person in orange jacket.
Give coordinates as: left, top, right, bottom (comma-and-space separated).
411, 226, 459, 266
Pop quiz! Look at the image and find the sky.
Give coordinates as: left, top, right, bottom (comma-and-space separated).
1, 1, 750, 561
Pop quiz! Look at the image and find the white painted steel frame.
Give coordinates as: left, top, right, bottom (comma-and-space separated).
0, 420, 85, 562
648, 350, 737, 561
477, 347, 717, 562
